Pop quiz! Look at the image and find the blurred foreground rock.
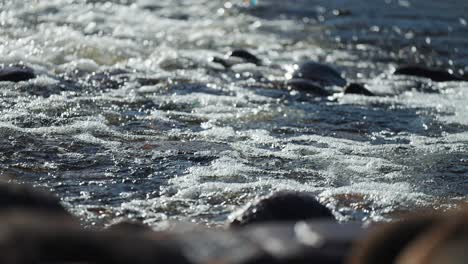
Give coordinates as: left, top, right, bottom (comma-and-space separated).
0, 182, 468, 263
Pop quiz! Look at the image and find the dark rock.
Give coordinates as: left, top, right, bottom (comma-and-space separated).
0, 212, 79, 264
0, 66, 36, 82
394, 65, 466, 82
292, 61, 347, 87
0, 211, 192, 264
243, 221, 367, 264
0, 181, 69, 215
227, 49, 262, 66
174, 228, 273, 264
286, 78, 331, 96
348, 213, 442, 264
332, 9, 352, 16
210, 49, 261, 69
136, 77, 163, 86
106, 219, 152, 233
210, 56, 235, 69
229, 191, 334, 227
395, 211, 468, 264
344, 83, 374, 96
86, 69, 129, 90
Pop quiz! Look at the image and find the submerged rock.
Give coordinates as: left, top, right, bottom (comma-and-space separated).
394, 65, 466, 82
210, 56, 234, 69
344, 83, 374, 96
286, 78, 331, 96
210, 49, 262, 69
227, 49, 262, 66
0, 65, 36, 82
291, 61, 347, 87
86, 69, 129, 90
229, 191, 334, 227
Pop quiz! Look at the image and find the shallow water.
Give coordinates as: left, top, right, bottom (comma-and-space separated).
0, 0, 467, 226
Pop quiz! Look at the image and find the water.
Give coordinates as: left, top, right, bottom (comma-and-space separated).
0, 0, 467, 227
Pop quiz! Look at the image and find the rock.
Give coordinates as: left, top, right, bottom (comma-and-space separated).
210, 49, 262, 69
86, 69, 129, 90
286, 78, 331, 96
347, 213, 442, 264
174, 228, 272, 264
394, 65, 466, 82
291, 61, 347, 87
106, 219, 152, 233
0, 66, 36, 82
0, 181, 69, 215
242, 221, 367, 264
227, 49, 262, 66
229, 191, 334, 227
332, 9, 352, 16
0, 211, 192, 264
0, 212, 79, 264
395, 210, 468, 264
210, 56, 235, 69
344, 83, 374, 96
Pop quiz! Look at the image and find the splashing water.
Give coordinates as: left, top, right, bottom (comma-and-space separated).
0, 0, 467, 227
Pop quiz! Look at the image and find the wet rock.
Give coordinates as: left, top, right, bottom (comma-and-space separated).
0, 65, 36, 82
291, 61, 347, 87
174, 228, 272, 264
106, 218, 152, 233
394, 211, 468, 264
229, 191, 334, 227
332, 9, 352, 16
0, 211, 191, 264
243, 221, 366, 264
0, 212, 79, 264
348, 213, 442, 264
227, 49, 262, 66
137, 0, 162, 11
394, 65, 466, 82
210, 49, 262, 69
344, 83, 374, 96
86, 68, 129, 90
210, 56, 235, 69
0, 181, 69, 215
286, 78, 331, 96
135, 77, 163, 86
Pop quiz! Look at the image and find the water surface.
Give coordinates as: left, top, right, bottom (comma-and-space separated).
0, 0, 467, 226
